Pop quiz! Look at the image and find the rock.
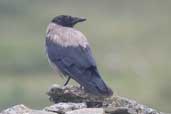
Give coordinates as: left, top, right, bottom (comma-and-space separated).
105, 107, 136, 114
1, 104, 31, 114
107, 96, 161, 114
1, 104, 56, 114
44, 102, 86, 113
47, 84, 86, 103
47, 84, 111, 107
30, 110, 56, 114
47, 84, 169, 114
1, 84, 169, 114
66, 108, 104, 114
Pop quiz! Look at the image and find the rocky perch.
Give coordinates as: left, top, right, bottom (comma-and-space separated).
1, 84, 169, 114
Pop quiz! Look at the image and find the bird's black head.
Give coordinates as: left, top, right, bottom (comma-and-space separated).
51, 15, 86, 27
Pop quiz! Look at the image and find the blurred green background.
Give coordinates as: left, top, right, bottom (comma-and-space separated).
0, 0, 171, 112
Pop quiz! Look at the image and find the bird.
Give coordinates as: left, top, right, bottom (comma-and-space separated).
45, 15, 113, 97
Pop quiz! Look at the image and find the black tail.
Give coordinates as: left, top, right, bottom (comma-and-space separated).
75, 68, 113, 97
91, 75, 113, 96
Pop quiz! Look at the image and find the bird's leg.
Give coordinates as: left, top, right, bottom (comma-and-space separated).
64, 77, 71, 86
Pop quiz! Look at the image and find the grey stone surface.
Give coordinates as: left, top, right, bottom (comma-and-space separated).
1, 104, 56, 114
66, 108, 104, 114
47, 84, 102, 103
1, 84, 170, 114
47, 84, 169, 114
30, 110, 56, 114
1, 104, 31, 114
105, 107, 137, 114
44, 102, 86, 113
110, 96, 161, 114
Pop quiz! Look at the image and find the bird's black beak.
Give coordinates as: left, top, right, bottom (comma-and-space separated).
72, 17, 86, 25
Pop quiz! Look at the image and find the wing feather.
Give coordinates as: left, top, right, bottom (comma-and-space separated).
46, 38, 97, 77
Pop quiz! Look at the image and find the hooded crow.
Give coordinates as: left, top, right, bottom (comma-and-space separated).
45, 15, 113, 96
